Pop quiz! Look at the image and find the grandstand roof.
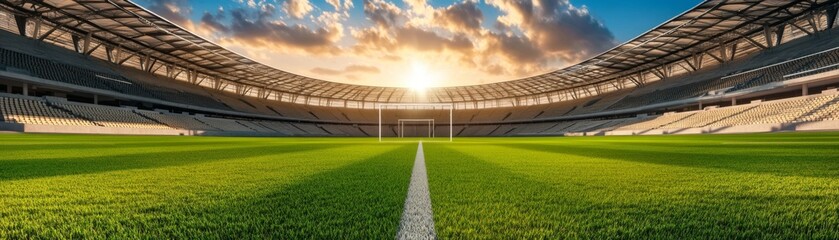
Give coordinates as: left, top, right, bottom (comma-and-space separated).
1, 0, 837, 107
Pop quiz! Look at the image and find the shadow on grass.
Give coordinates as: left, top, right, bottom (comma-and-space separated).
149, 144, 417, 238
496, 142, 839, 178
0, 143, 344, 181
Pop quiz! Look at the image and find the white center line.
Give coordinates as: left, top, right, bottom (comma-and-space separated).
396, 141, 437, 240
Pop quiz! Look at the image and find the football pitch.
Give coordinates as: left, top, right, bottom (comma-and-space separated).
1, 133, 838, 238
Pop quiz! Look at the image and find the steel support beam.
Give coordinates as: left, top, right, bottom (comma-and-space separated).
105, 45, 114, 62
82, 32, 92, 54
13, 15, 26, 36
71, 34, 81, 53
775, 24, 786, 46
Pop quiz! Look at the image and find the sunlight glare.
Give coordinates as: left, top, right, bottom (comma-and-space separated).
407, 61, 439, 91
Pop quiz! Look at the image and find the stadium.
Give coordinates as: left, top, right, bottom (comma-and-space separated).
1, 0, 839, 238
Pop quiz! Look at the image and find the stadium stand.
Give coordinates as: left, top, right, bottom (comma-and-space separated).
1, 0, 839, 137
0, 95, 95, 126
50, 102, 171, 129
137, 111, 219, 131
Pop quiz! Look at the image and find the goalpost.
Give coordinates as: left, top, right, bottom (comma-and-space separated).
378, 103, 453, 142
397, 119, 435, 138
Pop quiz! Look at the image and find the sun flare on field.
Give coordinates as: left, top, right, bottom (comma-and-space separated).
406, 61, 440, 91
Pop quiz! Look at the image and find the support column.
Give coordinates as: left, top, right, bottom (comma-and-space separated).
802, 84, 809, 96
83, 32, 92, 55
731, 98, 737, 106
14, 15, 27, 36
378, 107, 382, 142
72, 35, 81, 53
22, 83, 28, 96
94, 94, 99, 105
698, 101, 703, 110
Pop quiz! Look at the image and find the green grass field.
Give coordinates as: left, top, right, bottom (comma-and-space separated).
426, 133, 839, 238
0, 135, 416, 238
1, 132, 839, 238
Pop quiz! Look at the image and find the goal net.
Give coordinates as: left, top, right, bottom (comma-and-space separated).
378, 103, 453, 142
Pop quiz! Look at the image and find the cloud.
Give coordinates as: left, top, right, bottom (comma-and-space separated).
311, 64, 379, 82
487, 0, 616, 62
484, 32, 543, 64
201, 6, 343, 54
394, 27, 473, 52
238, 0, 257, 8
404, 0, 435, 20
348, 0, 615, 78
140, 0, 617, 87
483, 64, 505, 75
310, 67, 342, 75
363, 0, 404, 28
326, 0, 354, 11
146, 0, 192, 26
434, 0, 484, 33
283, 0, 313, 19
310, 64, 381, 75
355, 1, 475, 54
200, 8, 228, 32
146, 0, 219, 37
345, 64, 381, 73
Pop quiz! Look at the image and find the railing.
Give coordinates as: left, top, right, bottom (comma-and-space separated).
721, 46, 839, 80
783, 63, 839, 80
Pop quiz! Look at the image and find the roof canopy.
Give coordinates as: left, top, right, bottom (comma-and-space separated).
1, 0, 837, 108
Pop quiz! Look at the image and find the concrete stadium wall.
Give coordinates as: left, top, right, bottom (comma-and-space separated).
2, 123, 191, 135
197, 131, 289, 137
793, 120, 839, 131
0, 123, 289, 136
0, 122, 23, 132
1, 120, 837, 137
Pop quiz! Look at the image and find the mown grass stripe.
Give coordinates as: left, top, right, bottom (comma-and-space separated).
0, 135, 416, 238
397, 141, 437, 240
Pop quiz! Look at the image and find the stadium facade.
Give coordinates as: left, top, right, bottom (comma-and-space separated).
1, 0, 839, 137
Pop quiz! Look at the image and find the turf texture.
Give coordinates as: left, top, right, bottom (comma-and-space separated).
2, 132, 839, 238
425, 132, 839, 239
0, 134, 416, 238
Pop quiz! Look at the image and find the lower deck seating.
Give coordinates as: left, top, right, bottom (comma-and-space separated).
798, 97, 839, 122
0, 96, 95, 126
607, 91, 839, 133
137, 111, 218, 130
52, 103, 171, 129
257, 121, 307, 135
194, 117, 254, 132
236, 120, 277, 133
2, 90, 839, 136
292, 123, 329, 135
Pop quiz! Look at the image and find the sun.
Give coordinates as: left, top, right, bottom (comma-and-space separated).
406, 61, 439, 91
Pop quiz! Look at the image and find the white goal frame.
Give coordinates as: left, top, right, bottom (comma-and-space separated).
398, 119, 435, 138
378, 103, 453, 142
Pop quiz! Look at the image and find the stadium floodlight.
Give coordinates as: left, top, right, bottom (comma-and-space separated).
377, 103, 453, 142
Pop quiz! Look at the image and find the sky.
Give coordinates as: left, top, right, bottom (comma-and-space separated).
134, 0, 702, 88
